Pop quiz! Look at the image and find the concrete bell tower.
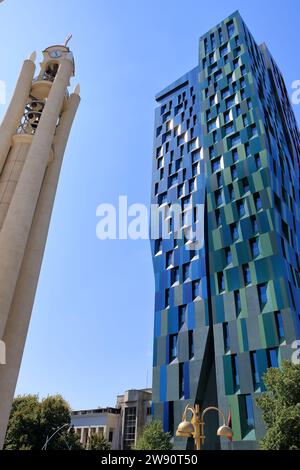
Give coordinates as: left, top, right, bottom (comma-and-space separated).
0, 42, 80, 448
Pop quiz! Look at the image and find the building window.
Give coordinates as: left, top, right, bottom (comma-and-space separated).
228, 184, 235, 201
208, 118, 217, 132
189, 331, 194, 359
218, 272, 225, 293
175, 158, 182, 171
250, 351, 260, 388
212, 157, 221, 173
178, 305, 186, 328
155, 239, 162, 254
211, 33, 216, 49
166, 251, 173, 268
157, 156, 163, 169
250, 238, 259, 258
179, 363, 184, 398
254, 193, 262, 211
232, 354, 240, 390
243, 114, 249, 127
251, 215, 258, 234
275, 311, 285, 341
241, 395, 255, 432
223, 322, 230, 352
247, 98, 253, 109
255, 153, 261, 169
221, 86, 230, 100
123, 407, 137, 450
233, 58, 239, 70
215, 189, 223, 206
242, 177, 250, 193
169, 173, 178, 188
158, 192, 167, 206
227, 20, 235, 38
224, 110, 231, 123
168, 402, 174, 434
229, 132, 241, 148
108, 429, 114, 443
165, 289, 170, 308
267, 348, 278, 368
225, 247, 232, 265
258, 283, 268, 309
209, 145, 216, 158
241, 64, 246, 76
230, 223, 239, 241
215, 209, 221, 226
218, 27, 224, 43
226, 95, 235, 109
243, 264, 251, 285
189, 178, 195, 192
250, 124, 258, 137
183, 263, 190, 282
231, 164, 238, 180
169, 334, 178, 361
172, 266, 179, 285
237, 200, 245, 217
220, 44, 228, 57
178, 184, 184, 198
192, 280, 200, 299
232, 148, 238, 162
235, 290, 241, 315
274, 193, 281, 213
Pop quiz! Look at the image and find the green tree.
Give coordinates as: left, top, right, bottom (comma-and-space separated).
4, 394, 82, 450
135, 420, 172, 450
256, 360, 300, 450
87, 433, 110, 450
4, 395, 40, 450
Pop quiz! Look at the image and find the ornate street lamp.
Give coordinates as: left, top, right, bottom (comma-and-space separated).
176, 404, 233, 450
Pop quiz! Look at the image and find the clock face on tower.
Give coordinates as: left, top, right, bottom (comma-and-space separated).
49, 50, 62, 59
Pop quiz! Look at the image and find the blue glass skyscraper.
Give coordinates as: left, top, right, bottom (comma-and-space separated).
151, 11, 300, 449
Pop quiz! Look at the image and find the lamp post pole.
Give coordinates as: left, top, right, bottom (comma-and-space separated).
176, 404, 232, 450
42, 423, 70, 450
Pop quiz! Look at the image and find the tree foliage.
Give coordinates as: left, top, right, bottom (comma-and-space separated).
87, 433, 110, 450
256, 360, 300, 450
4, 394, 82, 450
135, 420, 172, 450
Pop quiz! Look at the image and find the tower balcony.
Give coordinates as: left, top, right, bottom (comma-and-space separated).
31, 77, 69, 105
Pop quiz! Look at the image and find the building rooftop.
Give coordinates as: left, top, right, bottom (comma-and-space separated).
72, 407, 120, 416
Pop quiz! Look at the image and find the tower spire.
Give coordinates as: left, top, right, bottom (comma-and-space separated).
64, 33, 72, 48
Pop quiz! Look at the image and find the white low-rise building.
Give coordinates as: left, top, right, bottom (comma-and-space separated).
71, 388, 152, 450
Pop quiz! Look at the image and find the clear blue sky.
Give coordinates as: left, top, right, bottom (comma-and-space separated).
0, 0, 299, 409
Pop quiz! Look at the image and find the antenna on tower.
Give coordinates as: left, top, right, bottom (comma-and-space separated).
64, 34, 72, 47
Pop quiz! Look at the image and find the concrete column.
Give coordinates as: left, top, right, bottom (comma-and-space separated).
0, 59, 35, 175
0, 59, 73, 340
0, 137, 32, 229
80, 427, 84, 444
0, 93, 80, 449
